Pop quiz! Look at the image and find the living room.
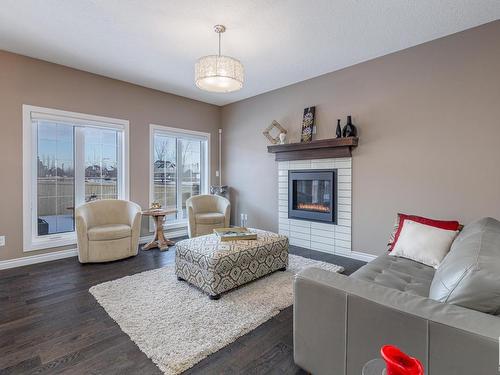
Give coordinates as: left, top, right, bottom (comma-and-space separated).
1, 1, 499, 374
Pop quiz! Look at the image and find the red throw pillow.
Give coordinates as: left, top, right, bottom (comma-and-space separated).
388, 213, 461, 252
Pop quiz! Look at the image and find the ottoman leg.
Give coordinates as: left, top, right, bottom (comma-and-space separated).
279, 267, 287, 271
177, 276, 185, 281
209, 294, 221, 300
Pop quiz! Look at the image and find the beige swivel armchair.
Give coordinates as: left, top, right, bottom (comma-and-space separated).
186, 195, 230, 238
75, 199, 142, 263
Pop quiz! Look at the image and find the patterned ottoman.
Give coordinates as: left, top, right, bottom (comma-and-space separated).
175, 229, 289, 299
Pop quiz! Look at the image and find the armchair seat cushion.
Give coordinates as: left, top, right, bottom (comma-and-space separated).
195, 212, 226, 225
87, 224, 131, 241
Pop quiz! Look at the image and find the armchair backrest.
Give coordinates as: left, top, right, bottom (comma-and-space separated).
75, 199, 141, 227
186, 194, 230, 214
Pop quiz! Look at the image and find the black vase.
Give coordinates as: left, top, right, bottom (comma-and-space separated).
342, 115, 357, 137
335, 119, 342, 138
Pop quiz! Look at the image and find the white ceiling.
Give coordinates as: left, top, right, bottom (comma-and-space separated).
0, 1, 499, 106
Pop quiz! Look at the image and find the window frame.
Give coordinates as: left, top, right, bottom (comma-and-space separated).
22, 105, 130, 252
149, 124, 210, 231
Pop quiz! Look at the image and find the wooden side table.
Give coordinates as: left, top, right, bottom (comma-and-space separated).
141, 209, 177, 251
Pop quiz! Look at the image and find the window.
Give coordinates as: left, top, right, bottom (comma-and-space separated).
23, 105, 129, 251
150, 125, 209, 228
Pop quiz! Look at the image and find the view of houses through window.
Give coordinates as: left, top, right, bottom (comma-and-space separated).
37, 121, 75, 235
35, 120, 122, 236
84, 127, 119, 203
152, 128, 207, 224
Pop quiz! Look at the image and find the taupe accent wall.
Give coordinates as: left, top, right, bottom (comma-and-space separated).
0, 51, 220, 261
221, 21, 500, 256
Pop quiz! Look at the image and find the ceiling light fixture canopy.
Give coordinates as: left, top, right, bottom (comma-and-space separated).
195, 24, 244, 93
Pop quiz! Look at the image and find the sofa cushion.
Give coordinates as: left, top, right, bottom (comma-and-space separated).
351, 254, 435, 297
387, 213, 461, 252
390, 220, 458, 268
429, 217, 500, 314
87, 224, 131, 241
195, 212, 225, 225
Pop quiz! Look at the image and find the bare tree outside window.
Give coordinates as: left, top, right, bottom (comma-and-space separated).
152, 132, 204, 223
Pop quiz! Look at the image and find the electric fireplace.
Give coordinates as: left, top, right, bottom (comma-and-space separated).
288, 169, 337, 223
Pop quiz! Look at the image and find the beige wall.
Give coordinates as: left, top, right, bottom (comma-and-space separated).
2, 20, 500, 262
0, 51, 220, 261
221, 21, 500, 256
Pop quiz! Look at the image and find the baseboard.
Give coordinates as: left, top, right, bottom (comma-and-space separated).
307, 247, 377, 262
0, 248, 78, 270
334, 250, 377, 262
1, 231, 372, 270
1, 230, 188, 271
139, 228, 188, 244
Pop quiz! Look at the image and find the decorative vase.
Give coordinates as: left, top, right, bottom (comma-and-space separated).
336, 119, 342, 138
381, 345, 424, 375
279, 132, 287, 144
342, 115, 357, 137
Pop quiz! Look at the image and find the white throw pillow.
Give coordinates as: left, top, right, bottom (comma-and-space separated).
390, 219, 459, 268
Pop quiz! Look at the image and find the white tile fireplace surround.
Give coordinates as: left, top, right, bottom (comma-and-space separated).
278, 158, 374, 262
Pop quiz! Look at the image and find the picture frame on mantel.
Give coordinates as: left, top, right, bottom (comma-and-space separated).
300, 106, 315, 143
263, 120, 287, 144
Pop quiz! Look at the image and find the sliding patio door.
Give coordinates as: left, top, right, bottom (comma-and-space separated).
23, 105, 129, 251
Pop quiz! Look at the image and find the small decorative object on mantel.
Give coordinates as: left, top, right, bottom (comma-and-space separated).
342, 115, 358, 138
263, 120, 287, 145
150, 201, 162, 209
279, 132, 287, 144
300, 106, 316, 143
336, 119, 342, 138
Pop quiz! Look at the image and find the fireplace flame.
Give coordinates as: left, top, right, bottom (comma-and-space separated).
297, 202, 330, 212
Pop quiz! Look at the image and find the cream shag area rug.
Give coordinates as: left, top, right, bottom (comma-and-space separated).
89, 254, 343, 375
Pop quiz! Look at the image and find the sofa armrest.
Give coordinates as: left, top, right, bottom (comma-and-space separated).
294, 267, 500, 375
294, 268, 349, 375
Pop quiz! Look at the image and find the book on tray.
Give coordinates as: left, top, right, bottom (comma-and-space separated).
213, 227, 257, 241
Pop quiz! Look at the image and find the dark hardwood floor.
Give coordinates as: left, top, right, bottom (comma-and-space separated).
0, 243, 365, 375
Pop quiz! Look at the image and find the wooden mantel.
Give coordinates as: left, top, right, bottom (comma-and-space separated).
267, 137, 358, 161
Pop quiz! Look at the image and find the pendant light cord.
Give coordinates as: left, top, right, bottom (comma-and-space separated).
218, 32, 221, 56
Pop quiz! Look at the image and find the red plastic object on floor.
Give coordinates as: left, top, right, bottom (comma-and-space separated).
380, 345, 424, 375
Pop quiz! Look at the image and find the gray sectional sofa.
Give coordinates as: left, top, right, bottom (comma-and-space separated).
294, 217, 500, 375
